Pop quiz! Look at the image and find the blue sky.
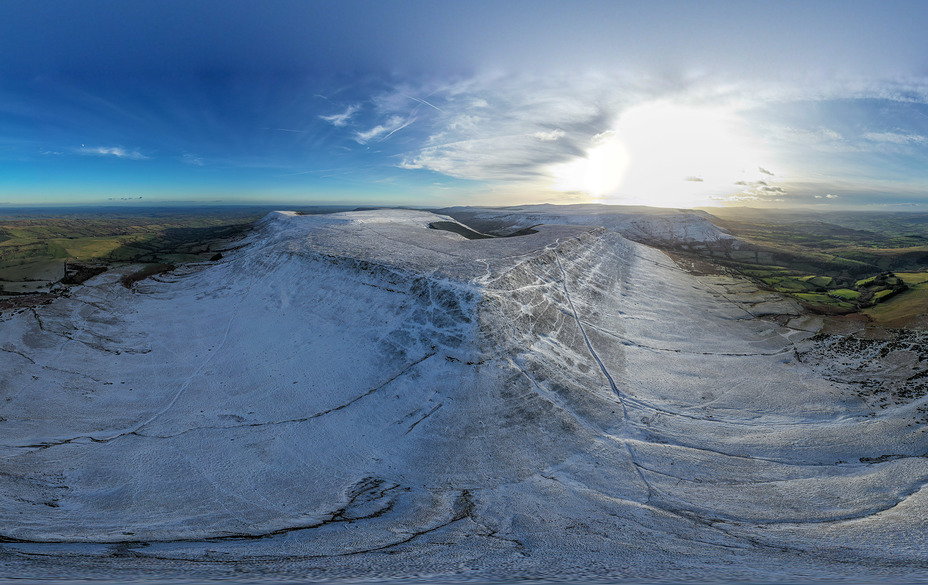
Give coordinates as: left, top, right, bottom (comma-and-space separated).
2, 1, 928, 209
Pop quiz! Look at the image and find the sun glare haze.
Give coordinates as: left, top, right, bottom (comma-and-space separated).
552, 102, 775, 208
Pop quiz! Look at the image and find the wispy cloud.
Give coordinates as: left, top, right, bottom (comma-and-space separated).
390, 73, 618, 182
79, 146, 148, 160
763, 125, 845, 147
320, 104, 360, 127
267, 127, 308, 133
531, 129, 565, 142
388, 72, 928, 191
862, 131, 925, 144
354, 115, 415, 144
357, 72, 928, 201
182, 153, 204, 166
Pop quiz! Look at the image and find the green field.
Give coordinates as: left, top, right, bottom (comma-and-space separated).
793, 292, 857, 312
0, 207, 267, 291
0, 205, 368, 296
829, 288, 860, 301
895, 272, 928, 285
686, 208, 928, 324
799, 275, 833, 287
864, 281, 928, 326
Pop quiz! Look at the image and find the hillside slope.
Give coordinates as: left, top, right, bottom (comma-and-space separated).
2, 210, 927, 581
438, 203, 734, 245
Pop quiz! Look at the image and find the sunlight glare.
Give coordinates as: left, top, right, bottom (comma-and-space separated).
550, 131, 629, 196
551, 101, 772, 208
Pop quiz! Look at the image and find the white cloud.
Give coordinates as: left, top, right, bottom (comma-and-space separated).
826, 193, 839, 199
368, 72, 928, 199
727, 178, 788, 202
397, 159, 423, 170
182, 153, 204, 166
766, 125, 844, 145
79, 146, 148, 160
447, 114, 481, 131
354, 115, 415, 144
590, 129, 616, 145
391, 73, 621, 182
862, 131, 925, 144
320, 104, 360, 127
531, 129, 565, 142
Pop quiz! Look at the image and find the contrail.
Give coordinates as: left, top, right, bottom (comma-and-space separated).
402, 94, 444, 113
382, 118, 416, 140
264, 127, 308, 133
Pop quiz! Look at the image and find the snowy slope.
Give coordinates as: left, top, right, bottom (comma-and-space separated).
439, 203, 734, 245
2, 209, 927, 581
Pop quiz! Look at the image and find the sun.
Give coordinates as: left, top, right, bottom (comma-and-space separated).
550, 101, 773, 208
550, 131, 629, 197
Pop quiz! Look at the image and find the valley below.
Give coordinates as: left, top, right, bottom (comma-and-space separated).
3, 207, 928, 583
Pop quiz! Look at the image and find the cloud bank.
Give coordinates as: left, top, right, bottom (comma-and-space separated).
305, 71, 928, 207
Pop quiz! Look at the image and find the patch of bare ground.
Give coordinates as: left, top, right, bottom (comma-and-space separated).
903, 314, 928, 330
0, 292, 58, 313
820, 313, 870, 336
61, 261, 107, 285
664, 250, 730, 276
119, 263, 174, 288
820, 314, 928, 339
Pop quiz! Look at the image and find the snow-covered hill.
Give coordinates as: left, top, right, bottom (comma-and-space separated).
438, 203, 734, 246
2, 209, 927, 582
